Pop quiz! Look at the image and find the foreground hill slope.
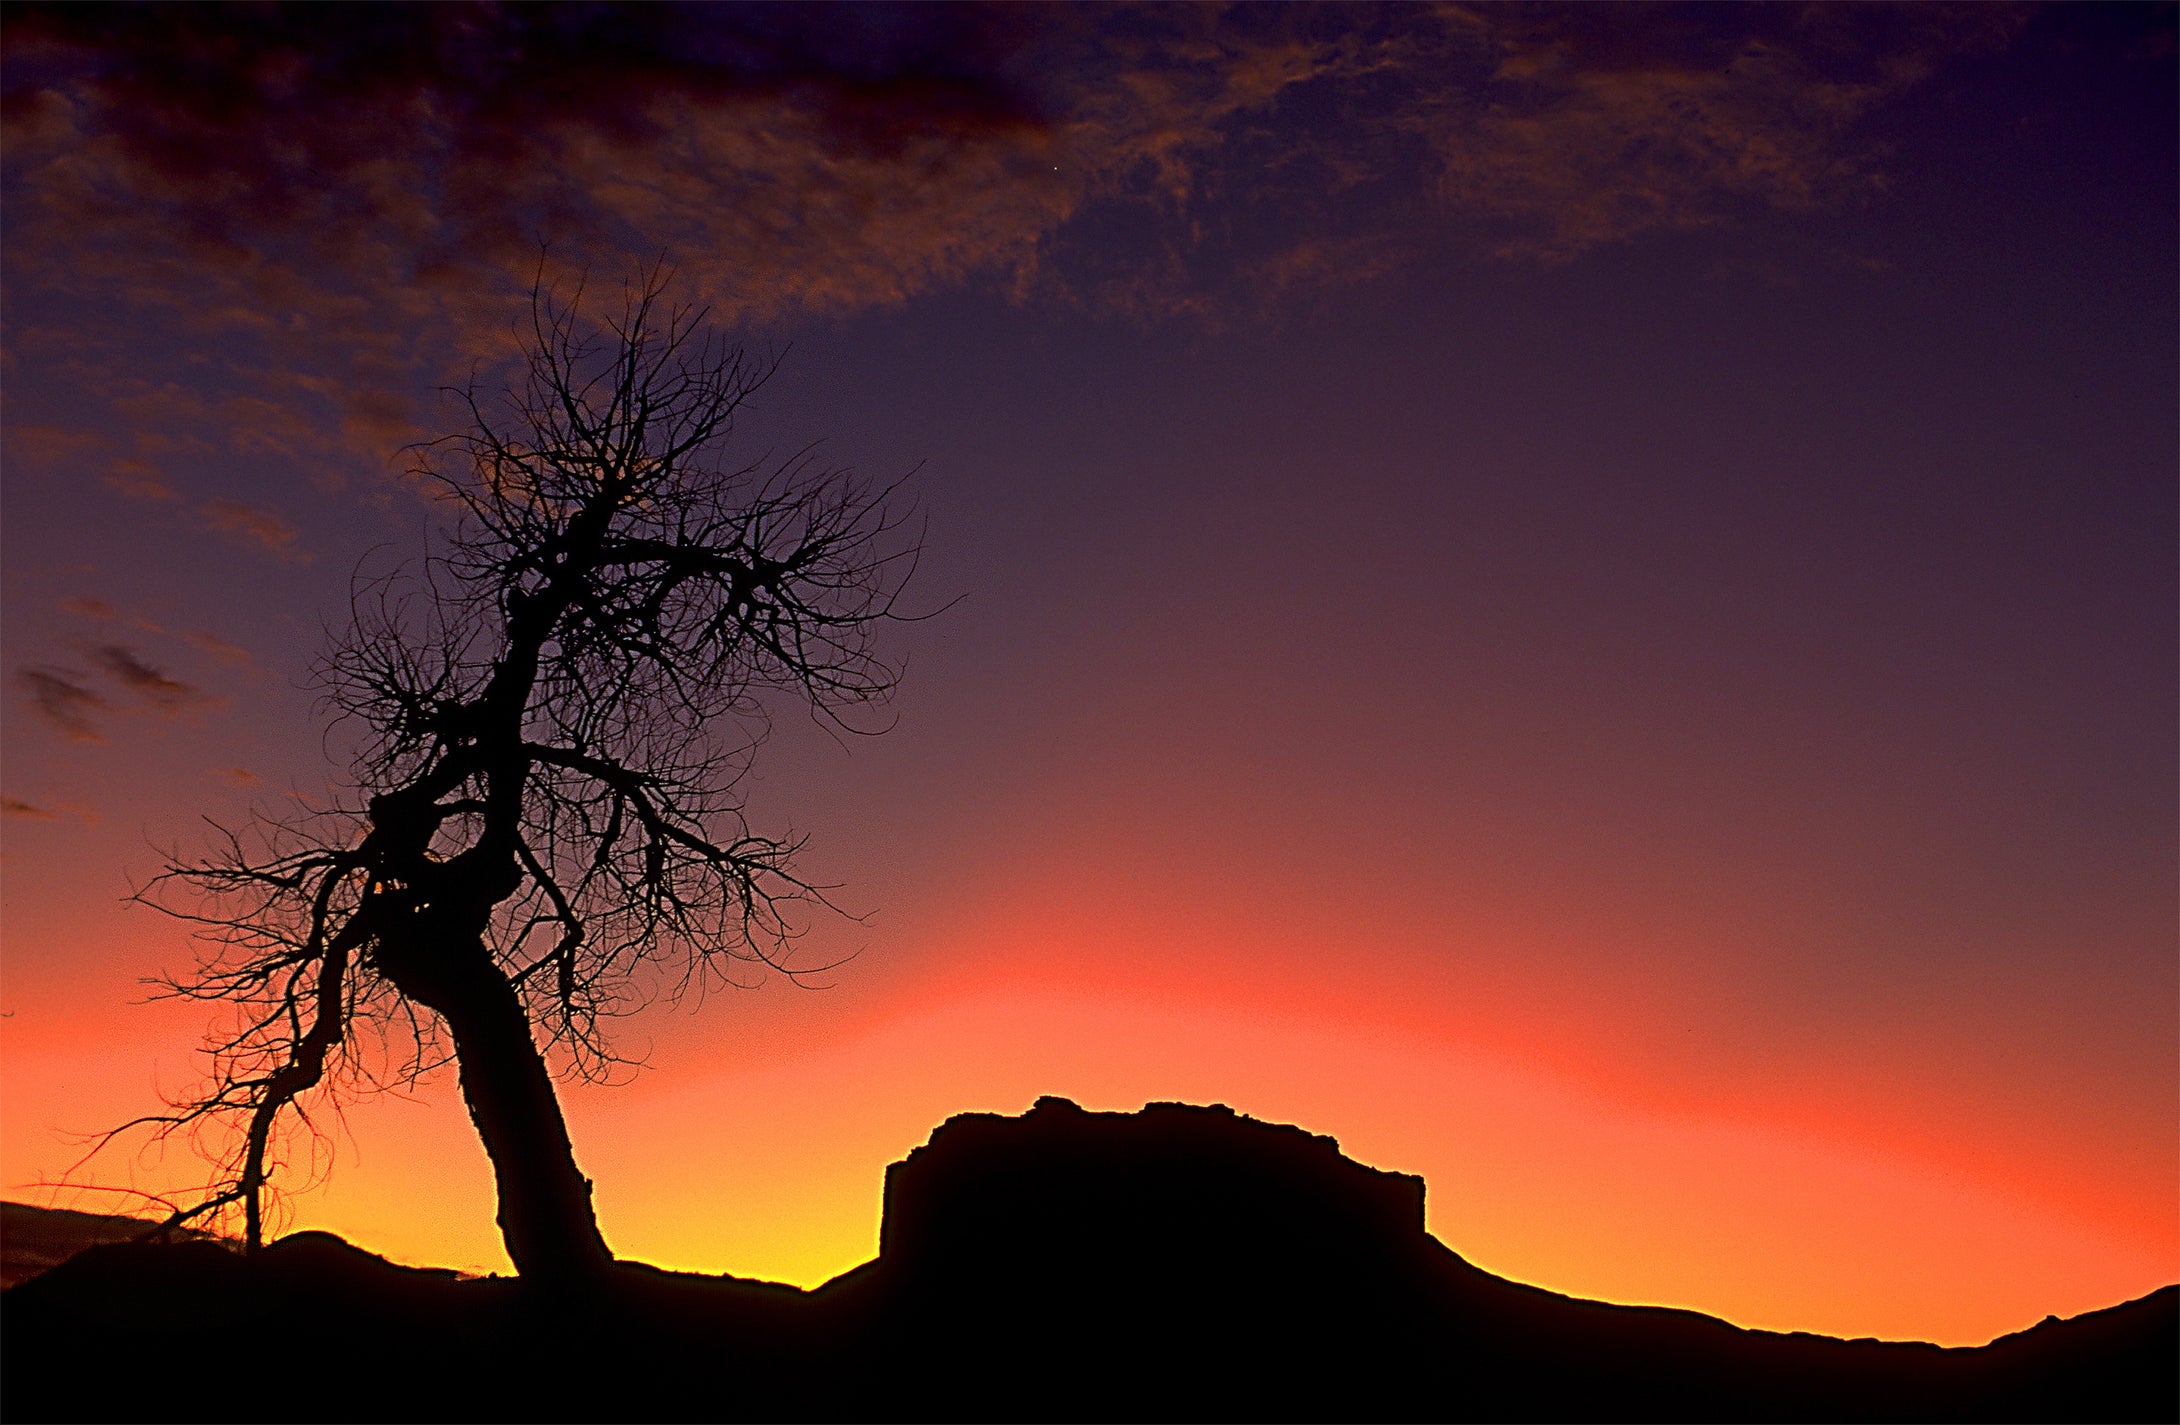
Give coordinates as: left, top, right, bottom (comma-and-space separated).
0, 1202, 224, 1290
5, 1098, 2172, 1422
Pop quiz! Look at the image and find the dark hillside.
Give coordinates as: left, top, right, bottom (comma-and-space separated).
5, 1099, 2171, 1422
0, 1202, 224, 1290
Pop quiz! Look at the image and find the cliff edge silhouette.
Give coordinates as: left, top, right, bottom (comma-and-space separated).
6, 1097, 2172, 1422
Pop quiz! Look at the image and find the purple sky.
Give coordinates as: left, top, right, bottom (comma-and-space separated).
1, 3, 2173, 1342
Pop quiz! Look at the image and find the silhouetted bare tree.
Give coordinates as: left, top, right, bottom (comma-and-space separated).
115, 275, 921, 1285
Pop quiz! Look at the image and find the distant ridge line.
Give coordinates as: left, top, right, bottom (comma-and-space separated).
6, 1098, 2173, 1422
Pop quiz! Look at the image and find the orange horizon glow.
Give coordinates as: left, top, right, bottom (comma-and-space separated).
7, 866, 2170, 1349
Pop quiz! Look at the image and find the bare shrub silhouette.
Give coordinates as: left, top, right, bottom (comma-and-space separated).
106, 274, 923, 1284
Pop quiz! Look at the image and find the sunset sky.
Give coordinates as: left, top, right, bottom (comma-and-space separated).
1, 3, 2172, 1347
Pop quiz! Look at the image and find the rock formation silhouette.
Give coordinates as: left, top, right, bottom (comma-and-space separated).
6, 1098, 2173, 1422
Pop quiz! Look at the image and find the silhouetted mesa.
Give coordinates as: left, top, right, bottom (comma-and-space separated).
879, 1096, 1425, 1285
5, 1099, 2173, 1422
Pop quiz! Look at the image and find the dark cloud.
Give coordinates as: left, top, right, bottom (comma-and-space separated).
0, 4, 1070, 482
12, 633, 228, 743
2, 5, 2011, 311
200, 498, 308, 561
92, 644, 207, 712
17, 667, 110, 742
62, 599, 250, 666
2, 3, 1066, 316
0, 793, 97, 824
1, 3, 2017, 477
213, 766, 260, 787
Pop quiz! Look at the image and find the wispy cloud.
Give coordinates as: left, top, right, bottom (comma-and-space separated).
4, 7, 2011, 317
92, 644, 208, 712
2, 422, 105, 469
17, 667, 110, 743
0, 794, 98, 825
103, 456, 178, 501
1419, 6, 2022, 260
183, 630, 253, 668
58, 597, 254, 668
63, 597, 252, 675
201, 499, 309, 562
16, 639, 219, 742
213, 766, 260, 788
0, 4, 2019, 477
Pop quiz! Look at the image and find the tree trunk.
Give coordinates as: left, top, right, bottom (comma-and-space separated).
379, 928, 614, 1287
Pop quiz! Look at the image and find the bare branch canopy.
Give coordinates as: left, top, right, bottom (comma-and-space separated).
113, 273, 928, 1284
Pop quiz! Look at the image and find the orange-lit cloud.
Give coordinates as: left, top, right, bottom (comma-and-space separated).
2, 422, 104, 470
199, 498, 308, 562
1428, 4, 2023, 258
102, 457, 177, 501
1, 5, 2013, 480
180, 631, 252, 668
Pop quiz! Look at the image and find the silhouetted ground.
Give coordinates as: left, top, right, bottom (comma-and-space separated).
5, 1098, 2173, 1422
0, 1202, 225, 1290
